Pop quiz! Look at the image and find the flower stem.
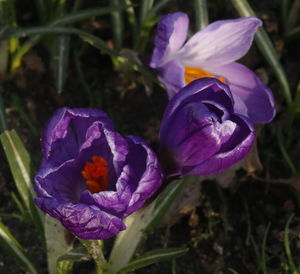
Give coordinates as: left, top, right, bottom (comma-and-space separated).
79, 239, 107, 274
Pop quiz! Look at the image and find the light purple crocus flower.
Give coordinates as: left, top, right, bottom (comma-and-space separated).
159, 78, 256, 177
150, 12, 275, 124
35, 108, 162, 239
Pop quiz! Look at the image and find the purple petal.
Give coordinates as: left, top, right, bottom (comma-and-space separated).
207, 62, 276, 123
41, 107, 113, 166
35, 198, 126, 239
184, 114, 255, 175
176, 17, 261, 67
124, 136, 163, 216
160, 78, 233, 139
150, 12, 189, 68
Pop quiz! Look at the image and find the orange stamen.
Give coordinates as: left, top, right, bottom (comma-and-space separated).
184, 66, 226, 84
81, 156, 109, 193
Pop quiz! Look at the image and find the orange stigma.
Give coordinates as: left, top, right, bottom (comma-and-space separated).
81, 156, 109, 193
184, 66, 226, 84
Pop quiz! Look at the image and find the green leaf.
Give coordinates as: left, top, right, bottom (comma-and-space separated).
45, 215, 74, 274
0, 94, 7, 132
0, 221, 39, 274
50, 5, 130, 27
284, 214, 298, 273
194, 0, 209, 30
58, 246, 90, 262
52, 34, 71, 93
110, 0, 123, 49
0, 40, 9, 73
117, 247, 188, 274
0, 130, 44, 236
0, 26, 159, 85
230, 0, 292, 106
108, 176, 194, 273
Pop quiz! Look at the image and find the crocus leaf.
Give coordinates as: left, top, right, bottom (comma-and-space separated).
0, 130, 44, 237
108, 176, 193, 273
194, 0, 209, 30
117, 247, 189, 274
0, 94, 7, 133
57, 246, 90, 262
52, 34, 70, 93
0, 221, 39, 274
230, 0, 292, 106
45, 215, 74, 274
0, 40, 9, 73
110, 0, 123, 49
50, 5, 130, 27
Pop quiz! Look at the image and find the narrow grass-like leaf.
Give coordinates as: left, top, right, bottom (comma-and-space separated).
194, 0, 209, 30
53, 34, 70, 93
45, 215, 74, 274
0, 40, 9, 73
145, 0, 172, 20
230, 0, 292, 106
111, 0, 123, 49
284, 214, 298, 273
11, 35, 41, 71
286, 0, 300, 30
261, 222, 270, 274
108, 176, 194, 273
0, 94, 7, 132
4, 6, 130, 69
124, 0, 138, 45
135, 0, 171, 51
117, 248, 188, 274
281, 0, 291, 25
0, 26, 159, 84
0, 221, 39, 274
139, 0, 154, 25
277, 130, 297, 174
11, 192, 29, 221
58, 246, 90, 262
50, 5, 130, 27
0, 130, 44, 236
145, 177, 193, 233
286, 25, 300, 39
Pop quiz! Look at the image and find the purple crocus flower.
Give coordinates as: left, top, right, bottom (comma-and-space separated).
159, 78, 257, 177
35, 108, 162, 239
150, 12, 275, 124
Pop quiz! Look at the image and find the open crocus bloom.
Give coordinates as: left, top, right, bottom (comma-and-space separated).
150, 12, 275, 124
159, 78, 257, 177
35, 108, 162, 239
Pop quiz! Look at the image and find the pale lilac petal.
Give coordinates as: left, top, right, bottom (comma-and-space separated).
207, 62, 276, 123
176, 17, 261, 67
150, 12, 189, 68
154, 60, 185, 99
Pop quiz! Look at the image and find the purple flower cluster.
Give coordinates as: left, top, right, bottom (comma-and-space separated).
35, 12, 275, 240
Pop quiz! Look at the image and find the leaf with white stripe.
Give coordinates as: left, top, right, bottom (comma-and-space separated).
117, 248, 188, 274
0, 221, 39, 274
0, 130, 44, 236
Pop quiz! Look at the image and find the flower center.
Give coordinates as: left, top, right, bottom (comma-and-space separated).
184, 66, 226, 84
81, 156, 109, 193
